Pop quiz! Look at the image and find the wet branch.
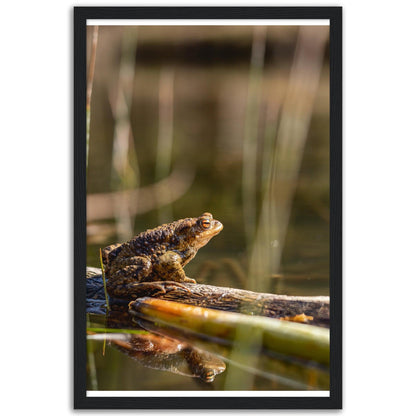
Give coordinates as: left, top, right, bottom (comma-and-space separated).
129, 281, 329, 327
86, 268, 329, 327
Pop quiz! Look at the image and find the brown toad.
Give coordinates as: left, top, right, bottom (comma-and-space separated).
102, 213, 223, 298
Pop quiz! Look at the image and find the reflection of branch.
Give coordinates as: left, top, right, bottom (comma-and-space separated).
87, 165, 195, 222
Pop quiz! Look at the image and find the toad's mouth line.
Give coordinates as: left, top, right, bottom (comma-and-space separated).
210, 221, 223, 234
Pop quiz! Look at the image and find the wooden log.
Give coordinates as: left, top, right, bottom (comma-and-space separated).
86, 268, 329, 327
127, 282, 330, 327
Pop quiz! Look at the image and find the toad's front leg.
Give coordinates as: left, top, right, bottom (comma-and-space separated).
153, 251, 196, 284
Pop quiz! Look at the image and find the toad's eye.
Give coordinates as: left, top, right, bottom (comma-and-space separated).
201, 218, 211, 229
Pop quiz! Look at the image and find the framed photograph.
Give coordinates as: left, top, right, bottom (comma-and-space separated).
74, 6, 342, 409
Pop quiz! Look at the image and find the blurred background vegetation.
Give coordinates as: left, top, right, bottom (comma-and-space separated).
86, 24, 329, 297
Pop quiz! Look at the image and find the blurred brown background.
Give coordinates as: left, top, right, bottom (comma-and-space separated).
86, 25, 329, 296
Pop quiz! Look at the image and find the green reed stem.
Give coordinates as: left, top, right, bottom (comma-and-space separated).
99, 248, 110, 313
86, 25, 98, 167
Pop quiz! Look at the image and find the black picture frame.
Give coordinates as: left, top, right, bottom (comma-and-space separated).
74, 6, 342, 409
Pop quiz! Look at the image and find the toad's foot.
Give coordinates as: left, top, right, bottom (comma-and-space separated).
158, 280, 194, 293
136, 280, 195, 294
110, 280, 196, 298
109, 281, 169, 298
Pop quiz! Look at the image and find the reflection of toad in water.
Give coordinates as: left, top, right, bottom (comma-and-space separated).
89, 308, 226, 384
108, 330, 226, 383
